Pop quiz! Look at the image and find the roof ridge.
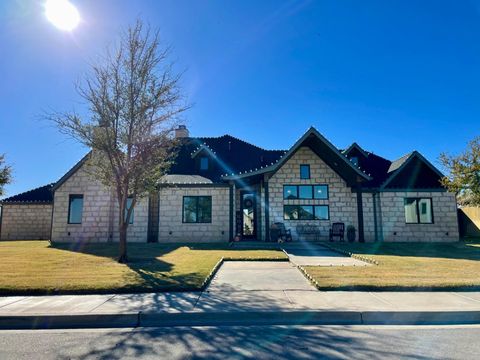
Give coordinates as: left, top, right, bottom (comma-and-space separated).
197, 134, 285, 153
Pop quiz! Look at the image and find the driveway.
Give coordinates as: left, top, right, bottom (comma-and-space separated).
281, 242, 370, 266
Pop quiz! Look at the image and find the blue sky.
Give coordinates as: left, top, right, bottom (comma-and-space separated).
1, 0, 479, 198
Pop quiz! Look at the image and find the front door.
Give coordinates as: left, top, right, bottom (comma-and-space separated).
241, 192, 256, 239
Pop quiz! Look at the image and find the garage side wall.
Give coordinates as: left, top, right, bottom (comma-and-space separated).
379, 191, 459, 242
0, 204, 52, 240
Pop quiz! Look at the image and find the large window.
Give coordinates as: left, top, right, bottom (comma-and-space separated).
183, 196, 212, 223
300, 164, 310, 179
404, 198, 433, 224
299, 185, 313, 199
283, 185, 298, 199
283, 185, 329, 200
68, 194, 83, 224
313, 185, 328, 199
284, 205, 329, 220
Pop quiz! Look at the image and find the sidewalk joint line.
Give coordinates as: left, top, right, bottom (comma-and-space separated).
87, 294, 116, 313
452, 292, 480, 304
368, 292, 395, 307
0, 297, 29, 310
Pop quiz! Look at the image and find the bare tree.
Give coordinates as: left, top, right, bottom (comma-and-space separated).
48, 21, 188, 263
0, 154, 12, 197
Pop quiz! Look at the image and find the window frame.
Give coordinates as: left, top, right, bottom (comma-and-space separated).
300, 164, 311, 179
313, 184, 329, 200
67, 194, 84, 224
283, 205, 330, 221
404, 197, 434, 224
182, 196, 212, 224
283, 184, 329, 200
314, 205, 330, 220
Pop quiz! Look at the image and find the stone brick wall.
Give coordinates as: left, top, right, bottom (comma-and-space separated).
379, 191, 459, 242
51, 161, 149, 243
158, 186, 230, 242
0, 204, 52, 240
268, 146, 358, 241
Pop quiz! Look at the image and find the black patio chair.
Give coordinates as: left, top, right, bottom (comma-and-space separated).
270, 222, 293, 242
329, 222, 345, 242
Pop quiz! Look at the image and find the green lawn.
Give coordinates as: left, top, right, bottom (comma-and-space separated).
304, 241, 480, 291
0, 241, 286, 295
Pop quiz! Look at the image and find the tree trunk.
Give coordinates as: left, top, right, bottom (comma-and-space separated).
118, 223, 128, 263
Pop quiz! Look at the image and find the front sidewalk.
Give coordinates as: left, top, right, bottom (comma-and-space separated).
1, 260, 480, 329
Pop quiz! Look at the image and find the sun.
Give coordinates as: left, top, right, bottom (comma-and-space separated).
45, 0, 80, 31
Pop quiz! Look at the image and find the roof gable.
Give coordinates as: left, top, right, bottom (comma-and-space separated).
343, 142, 369, 159
223, 127, 371, 185
52, 152, 91, 192
381, 151, 445, 190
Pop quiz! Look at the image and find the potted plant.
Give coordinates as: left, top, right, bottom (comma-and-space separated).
347, 225, 356, 242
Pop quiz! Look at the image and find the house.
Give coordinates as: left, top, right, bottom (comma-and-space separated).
0, 126, 459, 243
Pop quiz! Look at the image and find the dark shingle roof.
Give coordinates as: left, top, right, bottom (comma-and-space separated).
0, 183, 54, 204
169, 135, 286, 181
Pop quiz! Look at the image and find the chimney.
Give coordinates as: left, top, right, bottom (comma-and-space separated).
175, 125, 189, 138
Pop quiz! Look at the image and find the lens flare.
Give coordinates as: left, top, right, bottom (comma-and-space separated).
45, 0, 80, 31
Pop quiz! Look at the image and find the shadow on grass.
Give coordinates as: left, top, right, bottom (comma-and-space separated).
323, 241, 480, 261
38, 242, 285, 296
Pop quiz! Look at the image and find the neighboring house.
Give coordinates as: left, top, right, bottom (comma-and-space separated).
0, 126, 459, 242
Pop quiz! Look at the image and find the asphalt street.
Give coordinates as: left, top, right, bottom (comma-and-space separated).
0, 324, 479, 359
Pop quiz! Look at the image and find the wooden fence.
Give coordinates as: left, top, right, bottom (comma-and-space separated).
458, 207, 480, 238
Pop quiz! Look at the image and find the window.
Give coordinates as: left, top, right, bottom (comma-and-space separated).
299, 185, 313, 199
68, 194, 83, 224
284, 205, 329, 220
300, 164, 310, 179
404, 198, 433, 224
351, 156, 359, 166
183, 196, 212, 223
124, 197, 134, 224
200, 157, 209, 170
314, 205, 329, 220
283, 185, 329, 200
283, 185, 298, 199
314, 185, 328, 199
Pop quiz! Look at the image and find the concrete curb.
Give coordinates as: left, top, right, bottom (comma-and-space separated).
0, 313, 139, 330
1, 310, 480, 329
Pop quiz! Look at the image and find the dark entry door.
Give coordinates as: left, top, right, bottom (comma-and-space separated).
241, 192, 256, 239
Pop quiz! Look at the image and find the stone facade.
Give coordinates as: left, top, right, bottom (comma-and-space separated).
378, 191, 459, 242
158, 186, 230, 242
51, 161, 149, 243
0, 204, 52, 240
268, 146, 359, 241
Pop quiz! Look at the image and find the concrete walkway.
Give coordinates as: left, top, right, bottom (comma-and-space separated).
281, 243, 370, 266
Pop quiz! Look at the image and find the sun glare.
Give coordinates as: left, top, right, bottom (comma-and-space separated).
45, 0, 80, 31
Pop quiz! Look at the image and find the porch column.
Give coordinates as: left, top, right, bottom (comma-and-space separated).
229, 181, 235, 241
355, 181, 365, 243
264, 175, 270, 242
